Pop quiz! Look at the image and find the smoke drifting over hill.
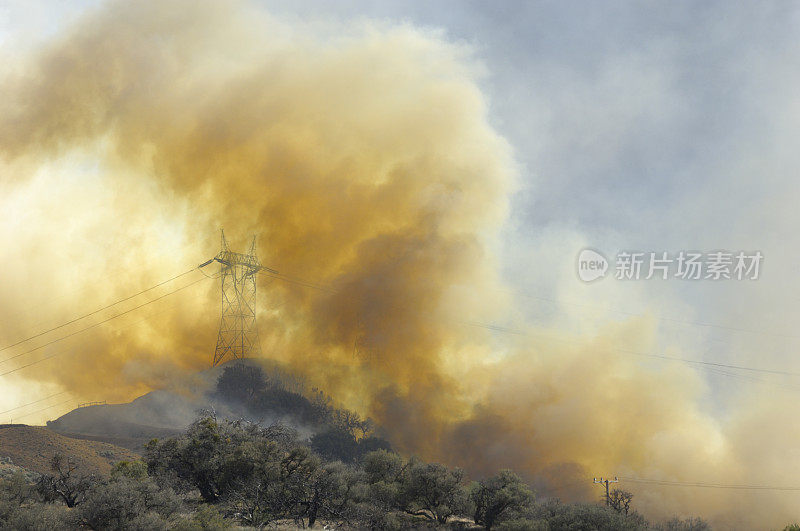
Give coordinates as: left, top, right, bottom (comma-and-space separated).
0, 1, 797, 527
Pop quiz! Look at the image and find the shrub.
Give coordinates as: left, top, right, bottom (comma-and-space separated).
529, 499, 648, 530
654, 516, 711, 530
72, 475, 182, 530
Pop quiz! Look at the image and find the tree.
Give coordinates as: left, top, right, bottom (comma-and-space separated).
358, 436, 393, 455
359, 450, 470, 526
608, 488, 633, 515
331, 409, 373, 439
398, 459, 469, 524
36, 453, 93, 508
309, 387, 334, 425
216, 364, 267, 404
470, 470, 534, 530
145, 416, 281, 503
303, 461, 359, 528
312, 429, 392, 464
225, 444, 358, 528
361, 449, 405, 516
311, 428, 361, 463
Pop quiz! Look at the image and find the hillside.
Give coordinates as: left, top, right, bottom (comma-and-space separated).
0, 425, 139, 476
46, 392, 191, 451
46, 358, 316, 451
45, 361, 234, 450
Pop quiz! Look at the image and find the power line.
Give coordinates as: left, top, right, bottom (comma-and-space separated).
619, 476, 800, 491
0, 276, 209, 374
0, 241, 210, 332
0, 267, 198, 354
259, 271, 337, 293
511, 290, 800, 341
96, 281, 214, 336
0, 289, 206, 386
11, 398, 76, 421
255, 266, 800, 380
639, 351, 800, 377
0, 391, 68, 416
258, 265, 800, 343
4, 256, 792, 385
546, 479, 587, 496
464, 321, 800, 378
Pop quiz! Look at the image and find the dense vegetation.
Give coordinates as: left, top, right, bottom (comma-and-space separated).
213, 364, 392, 464
0, 364, 760, 529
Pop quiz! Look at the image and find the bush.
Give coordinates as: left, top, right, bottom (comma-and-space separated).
528, 499, 648, 530
72, 475, 182, 530
1, 501, 71, 531
654, 516, 711, 530
494, 518, 549, 531
111, 460, 149, 480
1, 472, 67, 530
173, 504, 231, 529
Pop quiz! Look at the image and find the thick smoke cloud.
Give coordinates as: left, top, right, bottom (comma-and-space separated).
0, 1, 796, 527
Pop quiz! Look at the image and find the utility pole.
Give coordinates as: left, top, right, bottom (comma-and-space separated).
593, 476, 619, 506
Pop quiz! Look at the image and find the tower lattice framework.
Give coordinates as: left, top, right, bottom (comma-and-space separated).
211, 230, 274, 367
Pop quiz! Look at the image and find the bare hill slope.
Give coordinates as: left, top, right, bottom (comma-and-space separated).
0, 425, 138, 476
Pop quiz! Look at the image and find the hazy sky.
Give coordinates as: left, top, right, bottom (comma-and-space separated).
239, 0, 800, 401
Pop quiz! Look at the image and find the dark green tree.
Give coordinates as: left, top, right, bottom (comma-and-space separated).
470, 469, 534, 530
216, 364, 267, 404
144, 416, 281, 503
311, 428, 360, 463
398, 458, 469, 524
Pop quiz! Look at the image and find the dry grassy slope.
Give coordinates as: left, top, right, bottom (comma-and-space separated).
0, 425, 139, 476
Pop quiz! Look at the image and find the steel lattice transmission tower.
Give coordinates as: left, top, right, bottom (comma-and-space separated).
206, 230, 276, 367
